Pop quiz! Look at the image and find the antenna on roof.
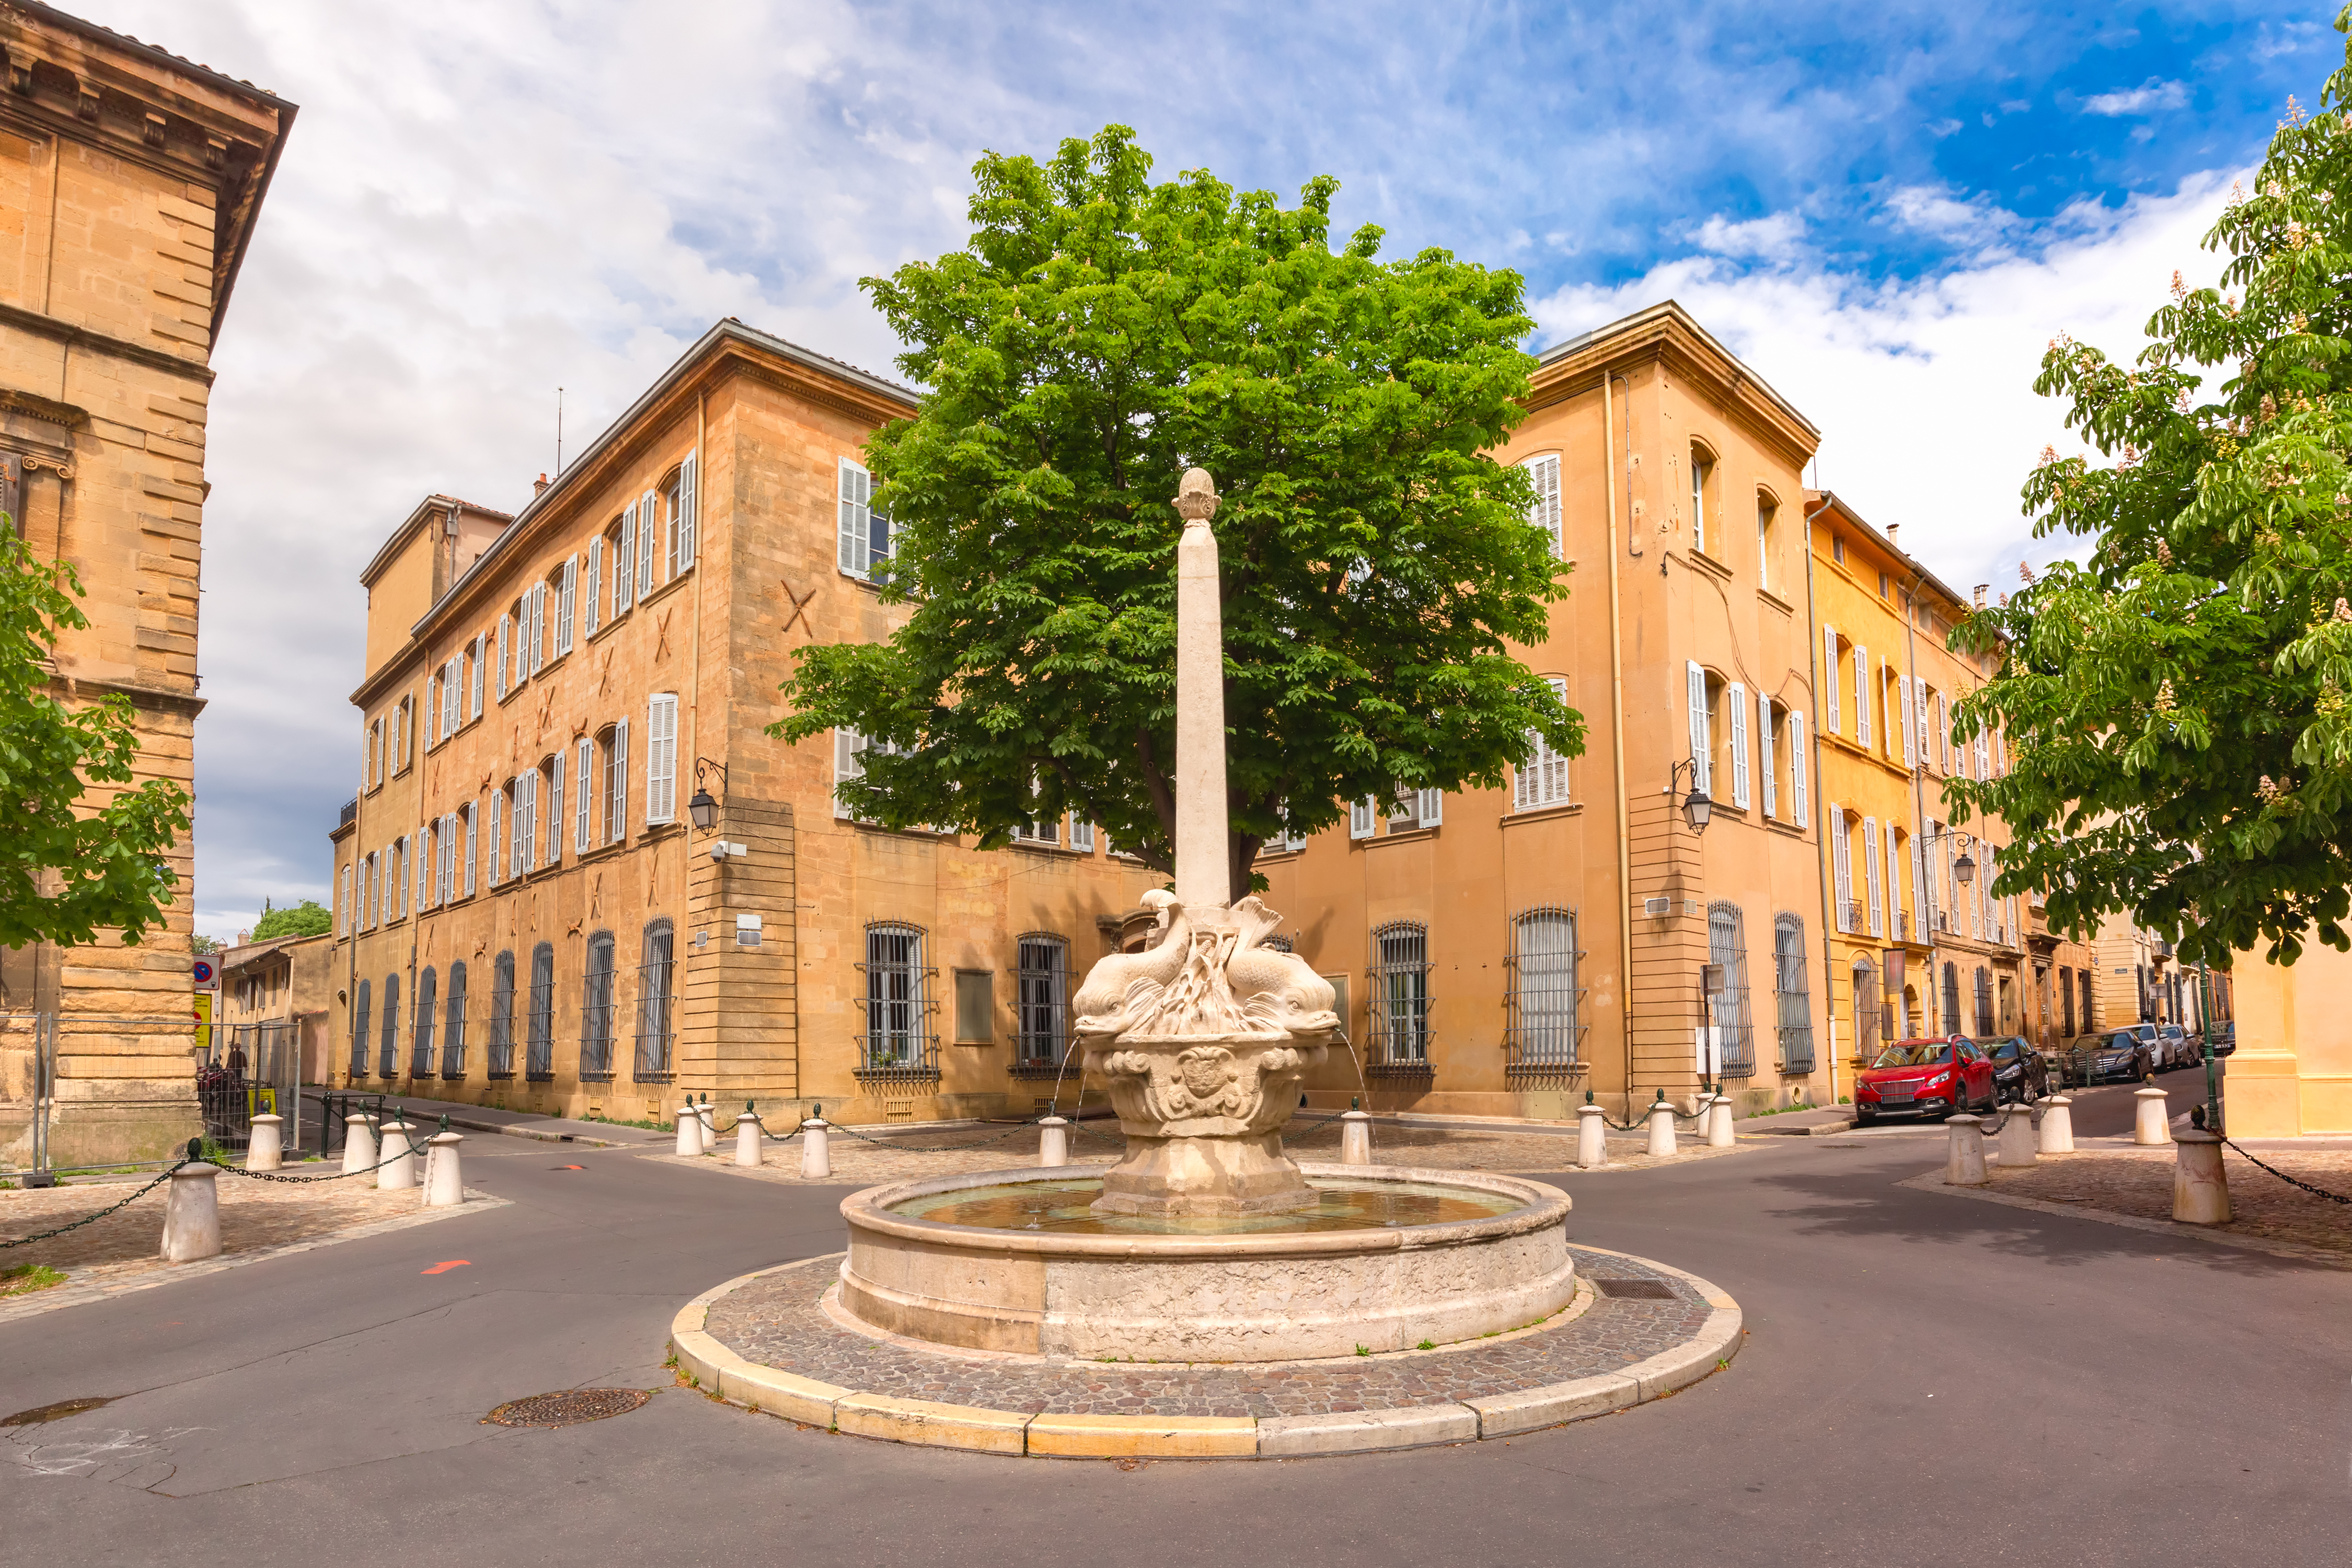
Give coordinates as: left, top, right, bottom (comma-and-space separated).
555, 386, 565, 476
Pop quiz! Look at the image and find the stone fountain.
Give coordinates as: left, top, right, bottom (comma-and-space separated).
834, 470, 1577, 1362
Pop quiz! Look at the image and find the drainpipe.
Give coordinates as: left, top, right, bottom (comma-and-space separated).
1604, 372, 1636, 1114
1801, 494, 1838, 1105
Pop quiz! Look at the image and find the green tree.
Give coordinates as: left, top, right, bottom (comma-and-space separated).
0, 530, 189, 949
1952, 17, 2352, 965
250, 897, 331, 941
771, 126, 1581, 900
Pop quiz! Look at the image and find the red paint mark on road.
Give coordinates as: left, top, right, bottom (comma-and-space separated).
421, 1261, 470, 1275
554, 1164, 584, 1170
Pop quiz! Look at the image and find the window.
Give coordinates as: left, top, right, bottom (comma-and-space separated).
527, 942, 556, 1080
575, 736, 594, 851
604, 721, 629, 843
1822, 629, 1842, 733
510, 772, 536, 878
1070, 820, 1097, 852
462, 801, 477, 897
646, 694, 678, 823
1850, 956, 1881, 1062
1974, 966, 1994, 1035
838, 457, 894, 581
1941, 962, 1963, 1035
1522, 453, 1562, 558
1886, 822, 1905, 939
412, 968, 437, 1078
636, 486, 659, 600
470, 632, 485, 719
443, 961, 468, 1077
1863, 815, 1883, 937
495, 613, 512, 701
636, 920, 675, 1081
1774, 915, 1813, 1074
954, 970, 994, 1045
485, 790, 503, 887
1016, 935, 1070, 1070
1757, 695, 1778, 819
1790, 709, 1808, 827
1707, 902, 1756, 1078
1686, 661, 1713, 797
580, 930, 616, 1080
1832, 533, 1845, 564
1350, 798, 1377, 839
1727, 680, 1751, 810
557, 555, 578, 656
2079, 971, 2092, 1033
1506, 909, 1579, 1070
350, 978, 371, 1079
1369, 920, 1431, 1066
546, 754, 565, 866
488, 950, 516, 1077
861, 921, 933, 1073
1689, 444, 1714, 556
1387, 787, 1443, 830
664, 457, 697, 579
1852, 644, 1871, 749
1013, 808, 1060, 846
584, 537, 603, 637
340, 863, 352, 936
1830, 804, 1853, 932
1757, 492, 1776, 590
1515, 675, 1572, 810
378, 972, 400, 1077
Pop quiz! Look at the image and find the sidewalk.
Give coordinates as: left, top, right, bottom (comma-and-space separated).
362, 1093, 673, 1151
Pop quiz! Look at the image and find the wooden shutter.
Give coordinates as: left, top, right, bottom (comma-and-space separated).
1885, 822, 1901, 936
1823, 629, 1841, 732
1831, 806, 1851, 931
638, 490, 658, 597
1350, 798, 1375, 840
1686, 661, 1711, 797
616, 509, 636, 613
1524, 454, 1561, 558
559, 556, 578, 654
838, 458, 869, 576
1757, 691, 1777, 818
1728, 681, 1750, 809
1899, 668, 1916, 767
1864, 816, 1883, 936
647, 695, 677, 822
1416, 788, 1443, 826
833, 727, 866, 818
677, 452, 697, 572
1853, 645, 1870, 748
1910, 832, 1926, 939
1790, 711, 1807, 827
470, 635, 484, 718
575, 737, 593, 851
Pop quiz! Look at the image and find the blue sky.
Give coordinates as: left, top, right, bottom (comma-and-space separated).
83, 0, 2340, 940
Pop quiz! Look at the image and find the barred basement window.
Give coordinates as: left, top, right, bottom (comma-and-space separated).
443, 961, 469, 1078
378, 973, 400, 1077
1974, 966, 1994, 1037
1705, 902, 1756, 1078
488, 950, 516, 1078
580, 931, 616, 1080
1505, 908, 1582, 1073
1773, 915, 1814, 1075
1014, 935, 1070, 1071
411, 967, 437, 1077
527, 943, 557, 1080
859, 921, 937, 1076
635, 920, 675, 1081
350, 978, 372, 1079
1850, 956, 1880, 1063
1368, 920, 1431, 1067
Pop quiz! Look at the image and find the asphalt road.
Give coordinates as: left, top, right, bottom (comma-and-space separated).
2063, 1063, 2225, 1139
2, 1109, 2341, 1568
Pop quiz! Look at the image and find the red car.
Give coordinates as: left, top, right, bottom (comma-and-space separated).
1853, 1037, 1998, 1123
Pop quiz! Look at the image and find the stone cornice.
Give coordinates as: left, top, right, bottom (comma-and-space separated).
1528, 301, 1820, 469
0, 297, 216, 383
48, 670, 205, 718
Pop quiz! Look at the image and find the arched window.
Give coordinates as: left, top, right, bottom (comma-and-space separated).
635, 919, 675, 1081
861, 921, 933, 1074
1706, 902, 1755, 1078
1773, 915, 1813, 1074
488, 951, 516, 1077
1973, 966, 1994, 1036
1850, 955, 1880, 1063
528, 942, 557, 1080
378, 973, 400, 1077
350, 979, 372, 1080
443, 961, 468, 1077
1689, 442, 1716, 556
1756, 489, 1778, 592
1015, 933, 1070, 1070
1369, 920, 1431, 1067
412, 967, 438, 1077
1506, 909, 1579, 1070
581, 931, 617, 1080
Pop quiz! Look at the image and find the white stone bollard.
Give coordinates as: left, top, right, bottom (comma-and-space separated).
1707, 1095, 1736, 1148
1997, 1102, 2039, 1169
422, 1131, 465, 1207
696, 1099, 717, 1154
342, 1114, 378, 1175
247, 1113, 284, 1172
1037, 1116, 1069, 1168
2039, 1093, 2075, 1154
2134, 1086, 2173, 1146
800, 1117, 832, 1179
736, 1109, 764, 1167
376, 1121, 417, 1190
1944, 1114, 1988, 1185
1339, 1110, 1373, 1166
2172, 1127, 2232, 1224
160, 1161, 222, 1262
676, 1105, 701, 1158
1576, 1103, 1609, 1169
1645, 1100, 1677, 1158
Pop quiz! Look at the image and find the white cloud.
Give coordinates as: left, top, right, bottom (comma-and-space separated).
1693, 211, 1805, 260
1884, 184, 2020, 240
1528, 169, 2242, 605
2082, 78, 2190, 116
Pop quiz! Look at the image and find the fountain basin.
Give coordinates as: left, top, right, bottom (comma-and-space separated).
837, 1162, 1576, 1363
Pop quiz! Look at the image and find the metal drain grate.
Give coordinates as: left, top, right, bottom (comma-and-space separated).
1593, 1277, 1679, 1300
485, 1388, 652, 1428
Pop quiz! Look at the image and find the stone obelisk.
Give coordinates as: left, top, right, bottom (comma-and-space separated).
1173, 469, 1227, 912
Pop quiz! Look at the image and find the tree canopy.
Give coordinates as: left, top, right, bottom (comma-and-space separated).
771, 126, 1582, 900
0, 529, 189, 949
1951, 18, 2352, 966
251, 898, 332, 941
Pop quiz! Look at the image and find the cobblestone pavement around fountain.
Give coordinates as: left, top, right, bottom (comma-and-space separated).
699, 1245, 1717, 1420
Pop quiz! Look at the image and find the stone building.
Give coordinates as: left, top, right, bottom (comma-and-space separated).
1260, 303, 1834, 1120
214, 929, 333, 1082
329, 319, 1159, 1128
0, 5, 292, 1163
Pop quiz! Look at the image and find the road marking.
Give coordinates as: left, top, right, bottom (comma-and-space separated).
554, 1164, 584, 1170
421, 1261, 470, 1275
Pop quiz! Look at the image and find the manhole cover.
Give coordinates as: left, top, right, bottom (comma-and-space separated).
1594, 1277, 1679, 1300
3, 1395, 119, 1426
485, 1388, 652, 1428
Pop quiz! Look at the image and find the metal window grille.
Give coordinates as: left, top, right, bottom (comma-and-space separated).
350, 979, 372, 1078
1014, 935, 1070, 1071
527, 943, 557, 1080
411, 967, 438, 1077
378, 973, 400, 1077
580, 931, 617, 1080
1368, 921, 1431, 1067
1705, 902, 1756, 1078
1941, 963, 1963, 1036
443, 960, 468, 1077
1850, 957, 1881, 1062
634, 922, 675, 1081
1504, 908, 1582, 1072
1974, 966, 1994, 1036
488, 951, 516, 1078
858, 921, 938, 1077
1774, 915, 1815, 1074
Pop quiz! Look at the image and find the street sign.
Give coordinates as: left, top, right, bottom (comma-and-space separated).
193, 958, 216, 988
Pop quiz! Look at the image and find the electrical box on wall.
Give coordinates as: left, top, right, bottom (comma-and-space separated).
736, 913, 762, 949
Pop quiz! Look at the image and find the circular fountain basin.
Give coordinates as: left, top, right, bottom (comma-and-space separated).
837, 1161, 1576, 1363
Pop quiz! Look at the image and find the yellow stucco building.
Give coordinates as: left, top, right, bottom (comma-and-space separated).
2227, 949, 2349, 1136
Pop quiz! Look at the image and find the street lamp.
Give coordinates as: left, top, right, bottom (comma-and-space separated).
688, 758, 727, 834
1667, 759, 1712, 835
1953, 849, 1975, 885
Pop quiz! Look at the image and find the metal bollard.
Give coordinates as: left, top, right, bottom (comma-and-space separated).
1997, 1102, 2040, 1169
422, 1131, 465, 1207
1339, 1110, 1373, 1166
376, 1121, 418, 1191
1707, 1095, 1735, 1148
342, 1114, 378, 1175
676, 1104, 701, 1158
247, 1113, 284, 1172
2039, 1093, 2075, 1155
736, 1105, 764, 1167
1037, 1116, 1069, 1168
1576, 1103, 1608, 1169
2171, 1127, 2231, 1224
800, 1117, 832, 1179
2134, 1086, 2173, 1146
1944, 1113, 1988, 1185
696, 1097, 717, 1154
160, 1157, 222, 1262
1646, 1098, 1677, 1158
